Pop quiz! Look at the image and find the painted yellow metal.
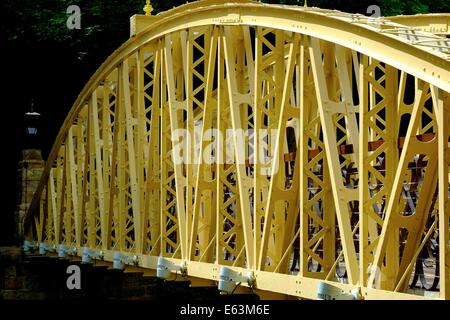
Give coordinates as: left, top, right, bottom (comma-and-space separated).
24, 0, 449, 300
389, 14, 450, 36
143, 0, 153, 16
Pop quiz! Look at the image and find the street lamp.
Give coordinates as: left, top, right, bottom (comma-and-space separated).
24, 99, 41, 148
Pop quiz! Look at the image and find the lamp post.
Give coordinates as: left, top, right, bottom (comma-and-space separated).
18, 99, 42, 244
24, 99, 41, 149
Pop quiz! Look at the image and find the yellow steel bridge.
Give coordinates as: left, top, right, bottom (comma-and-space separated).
23, 0, 450, 300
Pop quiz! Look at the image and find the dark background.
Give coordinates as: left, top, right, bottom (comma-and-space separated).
1, 0, 449, 245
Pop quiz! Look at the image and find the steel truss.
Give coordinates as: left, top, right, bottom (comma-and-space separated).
24, 0, 450, 300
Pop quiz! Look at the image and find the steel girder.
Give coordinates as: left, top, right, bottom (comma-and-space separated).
24, 0, 449, 300
388, 14, 450, 36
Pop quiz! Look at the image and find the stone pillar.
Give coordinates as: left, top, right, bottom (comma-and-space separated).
14, 150, 45, 245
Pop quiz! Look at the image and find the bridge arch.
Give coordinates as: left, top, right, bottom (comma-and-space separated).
25, 0, 450, 300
